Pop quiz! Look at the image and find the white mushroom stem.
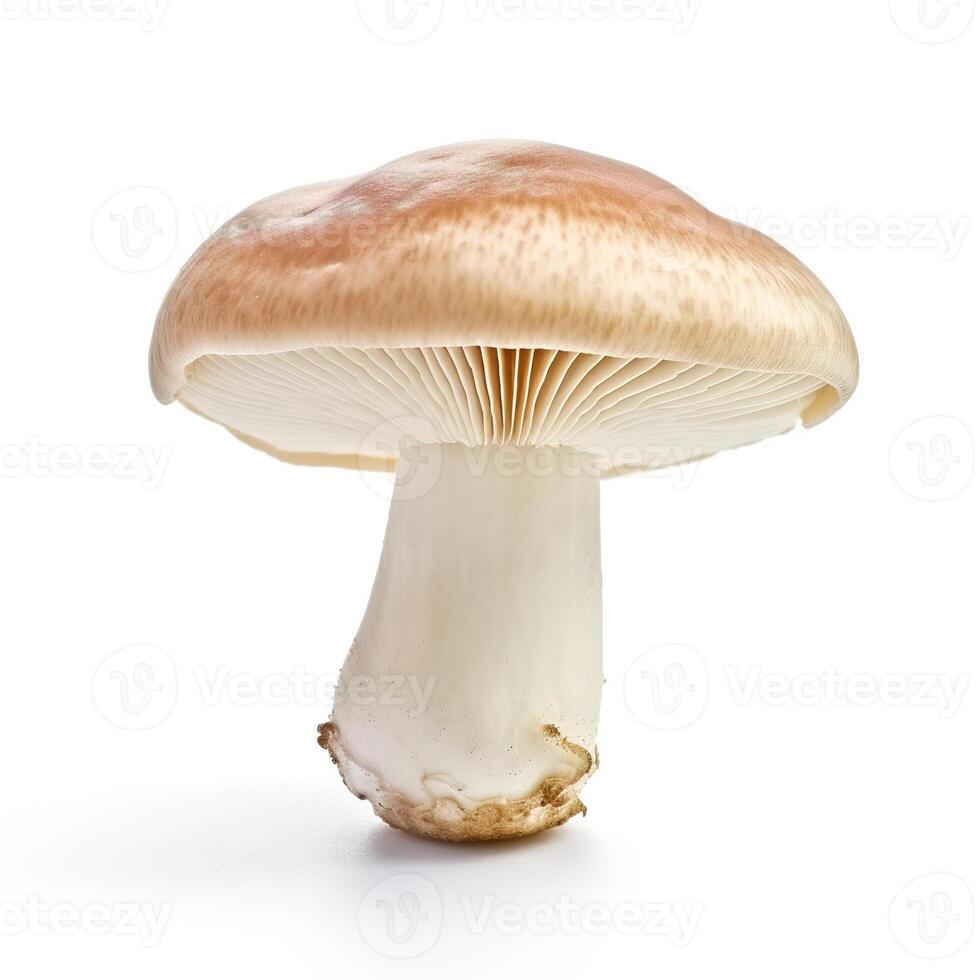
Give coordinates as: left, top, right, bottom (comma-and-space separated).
320, 443, 603, 841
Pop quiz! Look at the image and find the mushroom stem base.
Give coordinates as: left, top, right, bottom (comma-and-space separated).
319, 720, 593, 841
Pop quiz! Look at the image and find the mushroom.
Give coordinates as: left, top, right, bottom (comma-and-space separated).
150, 140, 858, 841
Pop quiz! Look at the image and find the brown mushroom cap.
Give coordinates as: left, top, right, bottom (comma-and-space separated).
150, 140, 858, 473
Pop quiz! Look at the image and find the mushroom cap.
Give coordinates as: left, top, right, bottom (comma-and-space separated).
150, 140, 858, 474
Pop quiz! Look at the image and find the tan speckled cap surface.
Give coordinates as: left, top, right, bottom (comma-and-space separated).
150, 140, 858, 472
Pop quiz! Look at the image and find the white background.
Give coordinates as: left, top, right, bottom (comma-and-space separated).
1, 1, 978, 976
